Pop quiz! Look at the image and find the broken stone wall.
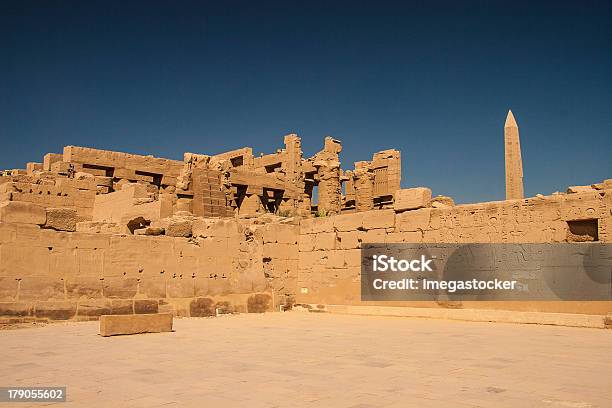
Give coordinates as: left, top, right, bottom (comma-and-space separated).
0, 173, 98, 220
0, 217, 299, 321
4, 139, 405, 222
343, 149, 401, 211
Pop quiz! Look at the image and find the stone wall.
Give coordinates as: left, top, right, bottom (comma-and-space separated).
1, 186, 611, 321
296, 189, 612, 314
0, 218, 299, 321
0, 173, 98, 219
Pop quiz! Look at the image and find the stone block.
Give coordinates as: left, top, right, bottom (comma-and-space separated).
207, 278, 232, 296
140, 277, 167, 298
193, 278, 209, 297
362, 209, 395, 229
334, 212, 364, 232
277, 226, 298, 244
166, 218, 193, 237
77, 248, 104, 278
325, 251, 347, 269
40, 228, 70, 248
99, 313, 173, 336
429, 195, 455, 208
103, 277, 138, 298
567, 185, 594, 194
361, 229, 387, 243
215, 300, 235, 314
18, 277, 65, 300
110, 299, 134, 315
262, 243, 297, 260
65, 276, 104, 299
134, 299, 159, 314
262, 226, 277, 243
135, 226, 164, 236
0, 201, 46, 225
0, 302, 32, 317
43, 153, 63, 171
298, 234, 316, 252
34, 301, 77, 320
0, 224, 16, 244
0, 277, 18, 301
77, 300, 112, 317
69, 232, 110, 249
311, 217, 334, 233
49, 248, 78, 278
44, 208, 77, 232
166, 277, 195, 298
314, 232, 337, 251
394, 187, 432, 212
337, 231, 362, 249
247, 293, 272, 313
397, 208, 432, 232
190, 297, 215, 317
26, 162, 43, 174
76, 221, 125, 234
343, 250, 362, 267
191, 218, 216, 238
299, 218, 316, 234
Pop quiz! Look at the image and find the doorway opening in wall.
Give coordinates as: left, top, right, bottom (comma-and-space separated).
566, 219, 598, 242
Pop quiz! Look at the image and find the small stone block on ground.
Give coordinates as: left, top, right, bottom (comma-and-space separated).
99, 313, 173, 337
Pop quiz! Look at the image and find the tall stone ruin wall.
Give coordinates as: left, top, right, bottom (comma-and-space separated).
0, 139, 610, 321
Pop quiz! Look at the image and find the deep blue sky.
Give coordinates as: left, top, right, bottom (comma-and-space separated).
1, 1, 610, 203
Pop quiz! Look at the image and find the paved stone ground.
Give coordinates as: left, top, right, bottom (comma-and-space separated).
1, 313, 611, 407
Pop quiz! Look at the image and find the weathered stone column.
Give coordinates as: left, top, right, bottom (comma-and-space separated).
280, 134, 304, 215
314, 137, 342, 215
353, 166, 374, 211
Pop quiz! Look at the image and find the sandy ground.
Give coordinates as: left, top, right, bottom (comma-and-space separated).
0, 312, 610, 407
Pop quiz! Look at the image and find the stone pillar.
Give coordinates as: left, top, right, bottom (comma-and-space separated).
318, 167, 341, 215
281, 134, 304, 215
504, 110, 524, 200
315, 137, 343, 215
353, 167, 374, 211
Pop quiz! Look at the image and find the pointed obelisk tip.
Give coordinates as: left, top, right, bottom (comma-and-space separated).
505, 109, 517, 128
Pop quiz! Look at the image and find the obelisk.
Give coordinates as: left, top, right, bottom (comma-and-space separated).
504, 110, 524, 200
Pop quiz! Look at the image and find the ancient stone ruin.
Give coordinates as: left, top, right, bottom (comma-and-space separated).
0, 112, 610, 321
